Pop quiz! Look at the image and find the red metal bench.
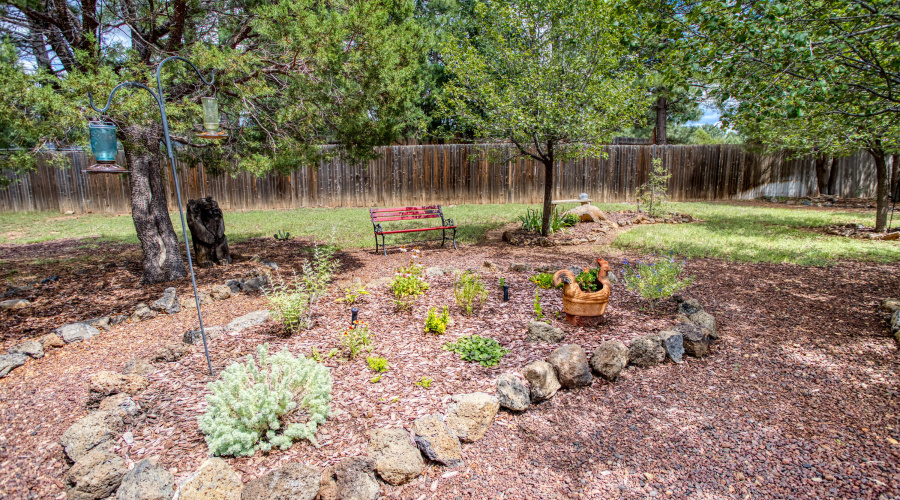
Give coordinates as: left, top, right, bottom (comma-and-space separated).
369, 205, 457, 255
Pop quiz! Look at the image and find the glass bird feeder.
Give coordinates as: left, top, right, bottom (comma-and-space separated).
196, 96, 228, 140
85, 121, 129, 174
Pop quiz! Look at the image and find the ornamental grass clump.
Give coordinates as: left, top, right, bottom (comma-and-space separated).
621, 255, 694, 310
199, 344, 332, 457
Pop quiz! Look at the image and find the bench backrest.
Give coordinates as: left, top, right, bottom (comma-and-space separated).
370, 206, 443, 223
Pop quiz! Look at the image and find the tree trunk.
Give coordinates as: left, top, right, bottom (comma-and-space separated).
814, 153, 833, 196
186, 197, 232, 267
654, 95, 667, 145
121, 124, 187, 284
869, 147, 889, 232
891, 154, 900, 202
540, 142, 555, 236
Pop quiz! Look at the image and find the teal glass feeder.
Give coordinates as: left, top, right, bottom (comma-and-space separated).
86, 122, 129, 173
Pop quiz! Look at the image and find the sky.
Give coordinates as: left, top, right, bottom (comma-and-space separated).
687, 106, 721, 126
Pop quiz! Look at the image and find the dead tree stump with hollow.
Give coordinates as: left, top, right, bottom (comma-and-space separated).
186, 197, 232, 268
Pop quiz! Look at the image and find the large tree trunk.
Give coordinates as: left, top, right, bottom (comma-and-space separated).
186, 197, 232, 267
891, 153, 900, 202
540, 142, 555, 236
869, 146, 890, 232
654, 95, 667, 145
814, 153, 833, 196
121, 124, 187, 284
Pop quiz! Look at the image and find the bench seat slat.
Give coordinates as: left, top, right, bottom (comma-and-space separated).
371, 210, 442, 217
376, 226, 456, 235
370, 205, 440, 213
372, 215, 442, 222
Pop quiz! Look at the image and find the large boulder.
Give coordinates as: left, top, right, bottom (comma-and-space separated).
226, 310, 270, 333
547, 344, 592, 388
628, 334, 666, 368
240, 462, 319, 500
367, 428, 424, 486
174, 458, 242, 500
676, 322, 711, 358
224, 280, 243, 294
151, 287, 181, 314
658, 330, 684, 363
590, 341, 629, 381
116, 459, 175, 500
0, 353, 27, 377
129, 303, 157, 323
411, 414, 463, 467
151, 343, 192, 362
87, 371, 149, 407
183, 326, 224, 345
522, 360, 561, 402
444, 393, 499, 442
317, 457, 380, 500
496, 372, 530, 411
65, 448, 128, 500
56, 322, 101, 343
562, 204, 608, 223
98, 393, 141, 418
526, 321, 565, 343
60, 411, 125, 462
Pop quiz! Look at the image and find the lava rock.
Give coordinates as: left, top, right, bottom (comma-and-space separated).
411, 414, 463, 467
116, 459, 175, 500
60, 411, 124, 462
150, 343, 192, 362
526, 321, 565, 343
83, 316, 112, 331
0, 353, 27, 377
210, 285, 232, 301
688, 310, 718, 339
658, 330, 684, 363
9, 339, 44, 359
674, 296, 703, 316
180, 291, 212, 309
122, 357, 153, 377
368, 428, 424, 486
879, 298, 900, 314
0, 298, 30, 310
150, 287, 181, 314
175, 458, 242, 500
522, 360, 561, 402
65, 448, 128, 500
87, 371, 149, 407
55, 322, 102, 343
496, 372, 530, 411
676, 322, 711, 358
590, 340, 629, 381
240, 274, 269, 292
241, 462, 320, 500
508, 263, 529, 272
129, 303, 157, 323
98, 393, 141, 418
224, 279, 243, 294
183, 326, 224, 345
444, 392, 499, 442
40, 333, 65, 349
226, 310, 270, 333
318, 457, 380, 500
628, 334, 666, 367
547, 344, 592, 388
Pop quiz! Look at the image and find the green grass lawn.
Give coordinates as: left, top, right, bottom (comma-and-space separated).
1, 201, 898, 266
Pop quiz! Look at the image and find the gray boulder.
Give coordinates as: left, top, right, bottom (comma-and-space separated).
0, 298, 29, 310
522, 360, 561, 402
547, 344, 592, 388
590, 341, 629, 381
183, 326, 224, 345
56, 322, 101, 343
83, 316, 112, 331
425, 266, 445, 278
444, 392, 499, 442
526, 321, 565, 343
628, 334, 666, 367
892, 309, 900, 335
318, 457, 380, 500
879, 298, 900, 314
9, 339, 43, 359
674, 296, 703, 316
129, 303, 157, 323
688, 310, 718, 339
368, 428, 424, 486
98, 393, 141, 418
508, 263, 529, 272
240, 274, 269, 292
224, 279, 243, 294
116, 459, 175, 500
60, 411, 125, 462
65, 448, 128, 500
0, 353, 27, 377
226, 310, 270, 333
658, 330, 684, 363
150, 343, 191, 362
677, 322, 710, 358
240, 462, 319, 500
210, 284, 232, 301
151, 287, 181, 314
411, 414, 463, 467
174, 458, 242, 500
496, 372, 530, 411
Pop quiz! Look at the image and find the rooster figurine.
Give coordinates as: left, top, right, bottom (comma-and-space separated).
552, 259, 612, 325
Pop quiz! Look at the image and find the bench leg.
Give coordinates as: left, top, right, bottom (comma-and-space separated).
452, 228, 458, 250
441, 228, 447, 248
374, 233, 380, 255
381, 234, 387, 256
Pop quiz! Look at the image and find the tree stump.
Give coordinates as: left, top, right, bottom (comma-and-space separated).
186, 197, 231, 268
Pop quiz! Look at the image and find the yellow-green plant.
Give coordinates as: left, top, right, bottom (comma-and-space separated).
336, 282, 369, 305
424, 306, 451, 334
339, 321, 373, 359
390, 260, 429, 311
415, 377, 433, 389
453, 271, 488, 315
264, 272, 311, 334
366, 356, 389, 373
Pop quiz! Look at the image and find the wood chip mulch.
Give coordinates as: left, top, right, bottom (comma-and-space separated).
1, 231, 899, 500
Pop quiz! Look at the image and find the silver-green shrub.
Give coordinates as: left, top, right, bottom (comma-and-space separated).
199, 343, 332, 457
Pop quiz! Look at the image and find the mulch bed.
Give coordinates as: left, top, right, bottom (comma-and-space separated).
815, 224, 900, 241
1, 229, 899, 499
501, 211, 697, 247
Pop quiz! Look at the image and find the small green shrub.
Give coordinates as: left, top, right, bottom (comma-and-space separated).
424, 306, 451, 334
336, 282, 369, 305
533, 289, 545, 320
576, 268, 600, 292
443, 335, 509, 367
621, 255, 694, 310
453, 271, 488, 315
370, 374, 382, 383
300, 243, 339, 301
529, 273, 560, 289
366, 356, 389, 373
498, 276, 507, 287
199, 344, 332, 457
274, 230, 293, 241
390, 260, 429, 311
415, 376, 433, 389
635, 158, 671, 218
264, 272, 311, 333
339, 321, 373, 358
519, 208, 578, 233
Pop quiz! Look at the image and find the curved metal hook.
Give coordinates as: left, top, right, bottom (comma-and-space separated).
88, 82, 163, 115
156, 56, 215, 91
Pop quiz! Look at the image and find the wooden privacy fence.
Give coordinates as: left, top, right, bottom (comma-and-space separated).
0, 144, 878, 214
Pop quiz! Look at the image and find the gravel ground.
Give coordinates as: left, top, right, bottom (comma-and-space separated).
0, 231, 898, 499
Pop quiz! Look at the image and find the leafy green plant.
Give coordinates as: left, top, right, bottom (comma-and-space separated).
576, 268, 600, 292
370, 374, 382, 383
274, 230, 294, 241
309, 346, 322, 362
529, 273, 561, 289
199, 344, 332, 457
519, 208, 578, 234
498, 276, 507, 287
533, 290, 545, 320
264, 272, 311, 334
621, 255, 694, 310
300, 243, 339, 302
339, 321, 373, 359
635, 158, 671, 218
453, 271, 488, 315
366, 356, 389, 373
390, 259, 429, 311
336, 282, 369, 305
424, 306, 451, 334
443, 335, 509, 367
415, 376, 433, 389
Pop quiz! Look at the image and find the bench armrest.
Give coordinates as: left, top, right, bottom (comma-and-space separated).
442, 217, 455, 227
